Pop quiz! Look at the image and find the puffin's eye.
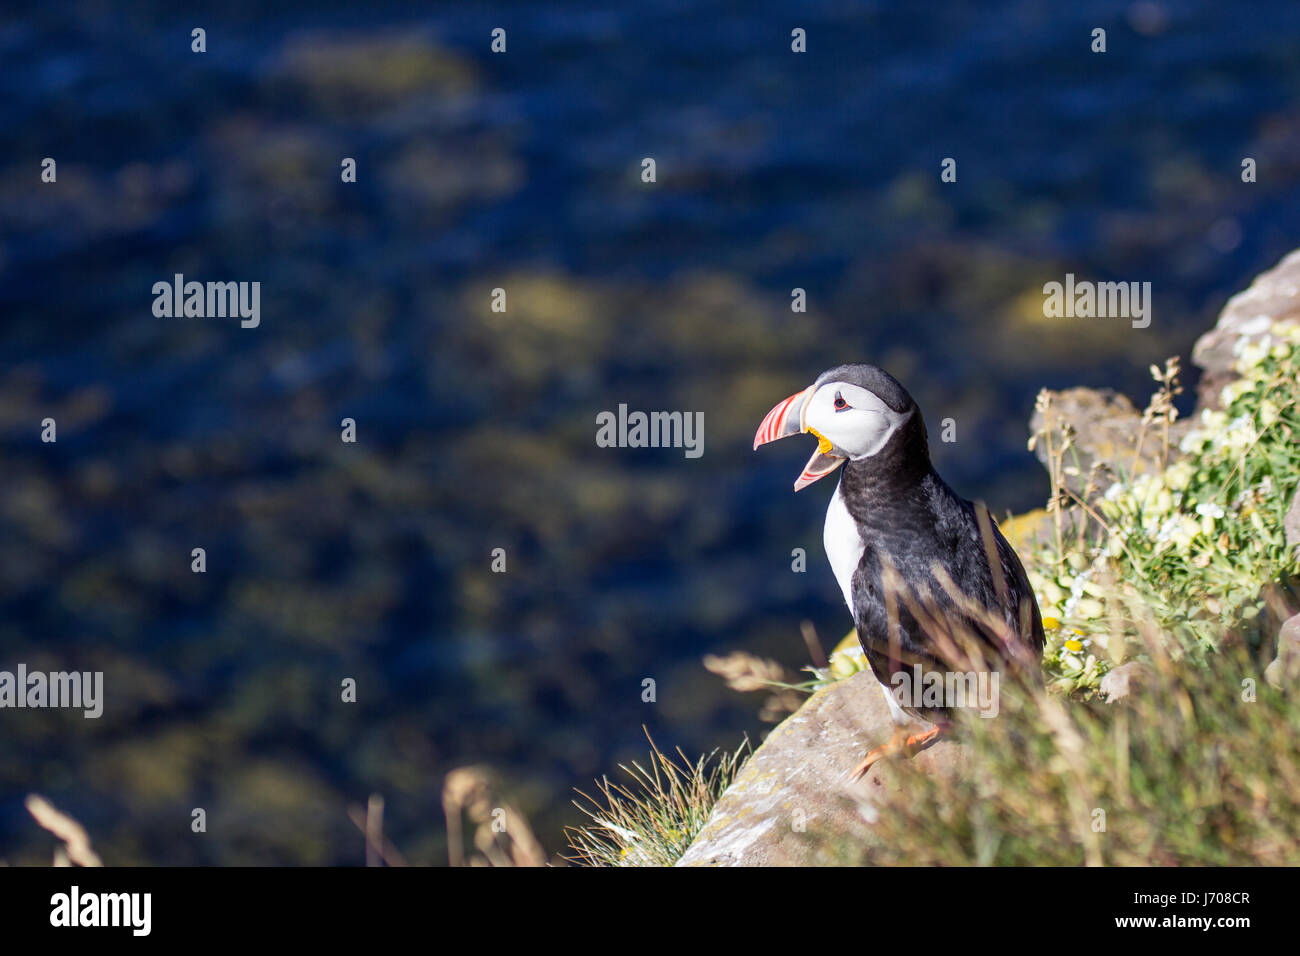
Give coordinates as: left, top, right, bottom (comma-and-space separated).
833, 393, 849, 410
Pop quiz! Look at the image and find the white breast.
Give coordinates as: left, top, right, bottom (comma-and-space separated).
824, 480, 917, 727
822, 480, 864, 613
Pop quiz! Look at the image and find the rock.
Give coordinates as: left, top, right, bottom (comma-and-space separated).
676, 672, 969, 866
1099, 661, 1155, 703
1285, 488, 1300, 553
1192, 248, 1300, 410
998, 506, 1082, 552
1028, 387, 1189, 496
1264, 614, 1300, 690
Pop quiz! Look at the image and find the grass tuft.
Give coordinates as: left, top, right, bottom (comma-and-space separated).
849, 631, 1300, 865
564, 729, 749, 867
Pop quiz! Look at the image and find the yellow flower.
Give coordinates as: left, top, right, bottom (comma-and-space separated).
1064, 639, 1084, 652
1042, 616, 1062, 630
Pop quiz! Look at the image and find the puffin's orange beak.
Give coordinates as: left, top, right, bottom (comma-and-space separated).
753, 385, 815, 450
754, 385, 847, 492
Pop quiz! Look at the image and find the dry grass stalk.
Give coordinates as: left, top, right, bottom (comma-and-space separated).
442, 767, 546, 867
25, 794, 102, 867
703, 650, 803, 720
346, 793, 409, 867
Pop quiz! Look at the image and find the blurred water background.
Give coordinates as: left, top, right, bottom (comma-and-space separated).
3, 0, 1300, 863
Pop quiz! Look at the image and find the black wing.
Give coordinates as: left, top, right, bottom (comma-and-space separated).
850, 487, 1044, 718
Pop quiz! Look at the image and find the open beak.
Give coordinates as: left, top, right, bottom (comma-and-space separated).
753, 385, 847, 491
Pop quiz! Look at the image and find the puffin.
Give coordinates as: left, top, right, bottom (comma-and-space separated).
754, 364, 1044, 779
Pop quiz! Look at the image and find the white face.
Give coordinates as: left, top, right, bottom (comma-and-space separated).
802, 381, 911, 460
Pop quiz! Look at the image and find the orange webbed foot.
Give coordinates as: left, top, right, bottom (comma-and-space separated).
849, 724, 943, 781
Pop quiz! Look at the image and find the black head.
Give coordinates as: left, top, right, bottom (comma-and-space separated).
754, 363, 931, 491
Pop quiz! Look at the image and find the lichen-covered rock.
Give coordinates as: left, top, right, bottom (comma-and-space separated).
1027, 387, 1189, 496
1192, 248, 1300, 410
676, 672, 969, 866
998, 506, 1083, 552
1285, 488, 1300, 554
1265, 614, 1300, 691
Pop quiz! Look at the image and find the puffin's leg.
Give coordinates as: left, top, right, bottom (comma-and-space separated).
848, 724, 943, 781
848, 682, 946, 781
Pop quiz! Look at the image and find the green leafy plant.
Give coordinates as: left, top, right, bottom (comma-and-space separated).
1025, 330, 1300, 693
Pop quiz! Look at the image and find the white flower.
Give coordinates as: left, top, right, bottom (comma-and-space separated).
1235, 340, 1270, 372
1211, 415, 1256, 455
1154, 514, 1200, 552
1199, 408, 1229, 432
1128, 472, 1164, 509
1062, 569, 1094, 620
1179, 429, 1209, 455
1219, 379, 1254, 407
1194, 502, 1225, 520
